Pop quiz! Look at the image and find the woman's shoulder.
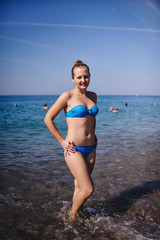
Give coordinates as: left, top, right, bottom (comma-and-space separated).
59, 90, 73, 100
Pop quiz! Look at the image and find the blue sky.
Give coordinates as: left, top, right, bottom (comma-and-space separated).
0, 0, 160, 95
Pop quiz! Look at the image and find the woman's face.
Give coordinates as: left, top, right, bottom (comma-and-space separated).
72, 67, 90, 90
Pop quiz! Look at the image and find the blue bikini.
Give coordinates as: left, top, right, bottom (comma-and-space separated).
75, 145, 95, 157
64, 104, 99, 157
65, 104, 98, 118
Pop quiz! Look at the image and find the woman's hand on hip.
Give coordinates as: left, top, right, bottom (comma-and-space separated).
62, 139, 76, 155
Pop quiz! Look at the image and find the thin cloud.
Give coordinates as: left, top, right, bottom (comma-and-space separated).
146, 0, 160, 15
0, 21, 160, 33
0, 35, 55, 49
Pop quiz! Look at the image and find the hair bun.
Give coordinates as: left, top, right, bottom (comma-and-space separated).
74, 60, 84, 66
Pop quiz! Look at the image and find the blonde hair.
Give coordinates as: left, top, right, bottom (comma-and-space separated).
71, 60, 90, 78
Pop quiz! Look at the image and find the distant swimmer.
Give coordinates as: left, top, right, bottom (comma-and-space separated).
125, 103, 128, 107
109, 107, 119, 113
112, 108, 119, 113
14, 103, 17, 107
42, 104, 49, 110
153, 103, 156, 106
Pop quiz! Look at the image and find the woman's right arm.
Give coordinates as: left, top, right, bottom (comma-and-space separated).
44, 92, 68, 145
44, 92, 75, 152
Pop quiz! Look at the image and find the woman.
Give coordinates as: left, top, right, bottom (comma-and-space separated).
44, 60, 98, 220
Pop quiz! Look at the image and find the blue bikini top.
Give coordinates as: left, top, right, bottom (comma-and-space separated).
65, 104, 99, 118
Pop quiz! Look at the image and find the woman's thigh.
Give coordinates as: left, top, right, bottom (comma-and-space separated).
86, 148, 96, 174
65, 151, 92, 189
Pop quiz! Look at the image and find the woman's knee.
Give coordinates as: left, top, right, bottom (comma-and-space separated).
74, 179, 80, 189
82, 184, 94, 198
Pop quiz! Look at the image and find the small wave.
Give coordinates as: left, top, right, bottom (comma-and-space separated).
57, 201, 153, 240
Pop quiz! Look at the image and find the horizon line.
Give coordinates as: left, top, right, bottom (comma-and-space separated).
0, 94, 160, 97
0, 21, 160, 33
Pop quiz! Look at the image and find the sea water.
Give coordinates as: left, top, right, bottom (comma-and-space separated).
0, 95, 160, 239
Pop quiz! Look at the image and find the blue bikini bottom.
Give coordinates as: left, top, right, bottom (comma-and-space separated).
63, 145, 95, 157
76, 145, 95, 157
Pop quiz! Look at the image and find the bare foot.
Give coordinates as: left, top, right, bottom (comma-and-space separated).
68, 210, 76, 222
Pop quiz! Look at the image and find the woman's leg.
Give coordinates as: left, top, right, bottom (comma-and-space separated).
86, 148, 96, 174
65, 151, 94, 219
73, 149, 96, 212
73, 149, 96, 198
73, 179, 80, 200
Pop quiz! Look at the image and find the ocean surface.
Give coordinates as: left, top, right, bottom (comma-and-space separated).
0, 95, 160, 240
